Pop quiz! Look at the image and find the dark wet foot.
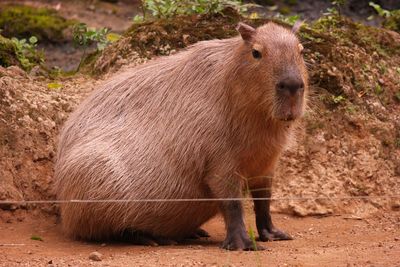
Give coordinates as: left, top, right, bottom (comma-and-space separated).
221, 230, 265, 251
195, 228, 210, 238
186, 228, 210, 239
258, 228, 293, 242
122, 230, 178, 246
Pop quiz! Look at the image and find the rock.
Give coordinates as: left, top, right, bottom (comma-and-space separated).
89, 251, 103, 261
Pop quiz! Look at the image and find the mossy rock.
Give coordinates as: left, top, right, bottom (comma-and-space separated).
383, 10, 400, 33
0, 5, 73, 43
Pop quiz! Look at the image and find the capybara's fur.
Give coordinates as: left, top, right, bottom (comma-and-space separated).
55, 22, 308, 247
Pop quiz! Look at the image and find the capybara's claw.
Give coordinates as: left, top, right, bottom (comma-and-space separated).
122, 230, 178, 246
258, 228, 293, 242
186, 228, 211, 239
221, 235, 264, 251
195, 228, 210, 238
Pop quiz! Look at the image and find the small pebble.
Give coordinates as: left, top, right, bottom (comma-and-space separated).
89, 251, 103, 261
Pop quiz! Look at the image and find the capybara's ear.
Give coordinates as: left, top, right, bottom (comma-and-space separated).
236, 22, 255, 42
292, 20, 304, 34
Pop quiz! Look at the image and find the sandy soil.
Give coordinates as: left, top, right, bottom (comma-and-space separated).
0, 212, 399, 267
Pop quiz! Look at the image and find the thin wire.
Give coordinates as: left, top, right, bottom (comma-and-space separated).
0, 195, 399, 204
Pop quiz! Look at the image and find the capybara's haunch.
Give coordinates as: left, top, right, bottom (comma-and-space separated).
55, 22, 308, 250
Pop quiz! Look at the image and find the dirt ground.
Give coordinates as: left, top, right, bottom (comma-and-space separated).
1, 1, 400, 266
0, 212, 399, 267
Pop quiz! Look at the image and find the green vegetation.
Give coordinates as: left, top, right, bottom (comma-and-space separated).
374, 84, 383, 95
285, 0, 298, 6
30, 235, 43, 241
11, 36, 44, 70
395, 91, 400, 102
332, 95, 345, 104
0, 34, 43, 70
275, 14, 300, 25
0, 34, 19, 67
382, 10, 400, 32
395, 138, 400, 148
302, 12, 400, 104
248, 226, 258, 251
0, 5, 73, 42
369, 2, 400, 32
134, 0, 248, 21
72, 23, 120, 71
279, 6, 291, 15
47, 82, 63, 90
369, 2, 391, 18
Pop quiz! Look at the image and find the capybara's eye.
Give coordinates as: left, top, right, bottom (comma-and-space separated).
252, 49, 262, 59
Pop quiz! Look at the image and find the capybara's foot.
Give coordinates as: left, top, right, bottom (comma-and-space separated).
154, 236, 179, 246
122, 230, 178, 246
221, 231, 265, 251
186, 228, 211, 239
258, 227, 292, 242
196, 228, 210, 238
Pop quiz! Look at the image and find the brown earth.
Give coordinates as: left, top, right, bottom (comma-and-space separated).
0, 212, 399, 266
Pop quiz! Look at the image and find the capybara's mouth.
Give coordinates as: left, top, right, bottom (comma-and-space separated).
280, 117, 295, 122
275, 101, 304, 122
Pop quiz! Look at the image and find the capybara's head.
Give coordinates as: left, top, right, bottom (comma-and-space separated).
236, 22, 308, 121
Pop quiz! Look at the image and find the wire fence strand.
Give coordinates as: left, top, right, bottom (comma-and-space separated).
0, 194, 399, 205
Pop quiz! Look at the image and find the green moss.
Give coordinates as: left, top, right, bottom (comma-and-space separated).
0, 34, 19, 67
263, 0, 276, 6
279, 6, 291, 15
300, 15, 400, 100
0, 5, 74, 42
0, 34, 43, 70
312, 15, 399, 57
285, 0, 298, 6
383, 10, 400, 33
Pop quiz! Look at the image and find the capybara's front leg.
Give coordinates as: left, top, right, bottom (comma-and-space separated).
252, 188, 292, 241
207, 174, 264, 251
220, 200, 264, 250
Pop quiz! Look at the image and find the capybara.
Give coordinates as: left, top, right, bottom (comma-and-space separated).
54, 21, 308, 250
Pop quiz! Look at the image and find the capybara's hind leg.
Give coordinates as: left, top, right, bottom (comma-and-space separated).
252, 188, 292, 241
195, 228, 210, 238
122, 229, 177, 246
185, 228, 211, 239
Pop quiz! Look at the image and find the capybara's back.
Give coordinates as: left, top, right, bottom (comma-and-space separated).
55, 22, 308, 248
55, 39, 232, 240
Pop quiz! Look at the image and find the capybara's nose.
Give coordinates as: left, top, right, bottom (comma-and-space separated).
277, 77, 304, 95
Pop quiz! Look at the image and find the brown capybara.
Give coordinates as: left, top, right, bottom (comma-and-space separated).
54, 21, 308, 250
